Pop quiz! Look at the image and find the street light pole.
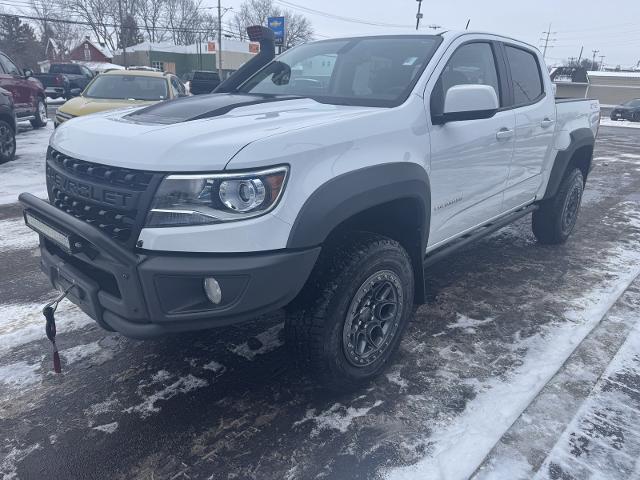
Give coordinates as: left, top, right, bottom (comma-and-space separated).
415, 0, 423, 31
591, 49, 599, 71
217, 0, 223, 79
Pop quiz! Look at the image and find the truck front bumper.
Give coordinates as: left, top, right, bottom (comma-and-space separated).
20, 193, 320, 339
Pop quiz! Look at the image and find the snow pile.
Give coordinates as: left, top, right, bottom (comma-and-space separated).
203, 360, 226, 374
0, 443, 41, 480
60, 340, 115, 366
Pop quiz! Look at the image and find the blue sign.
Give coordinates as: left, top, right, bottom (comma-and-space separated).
268, 16, 285, 46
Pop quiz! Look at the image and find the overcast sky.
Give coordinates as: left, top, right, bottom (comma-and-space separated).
216, 0, 640, 68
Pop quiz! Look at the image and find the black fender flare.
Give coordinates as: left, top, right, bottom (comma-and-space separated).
543, 128, 595, 200
286, 162, 431, 302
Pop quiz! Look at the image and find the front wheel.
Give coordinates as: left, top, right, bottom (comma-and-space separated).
285, 232, 415, 390
532, 168, 584, 244
0, 120, 16, 164
30, 98, 47, 128
633, 112, 640, 123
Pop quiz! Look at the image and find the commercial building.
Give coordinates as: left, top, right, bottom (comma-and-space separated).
112, 39, 259, 79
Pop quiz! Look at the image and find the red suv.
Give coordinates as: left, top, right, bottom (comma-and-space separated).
0, 51, 47, 128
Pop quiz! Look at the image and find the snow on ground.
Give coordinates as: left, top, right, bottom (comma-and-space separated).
600, 117, 640, 129
0, 300, 93, 355
294, 400, 384, 436
124, 374, 209, 419
0, 217, 40, 250
0, 360, 42, 388
0, 124, 52, 205
535, 314, 640, 479
386, 235, 640, 479
228, 323, 284, 360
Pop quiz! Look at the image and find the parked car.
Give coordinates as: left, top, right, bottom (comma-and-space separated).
0, 86, 16, 164
33, 63, 95, 100
54, 70, 187, 127
186, 70, 221, 95
21, 27, 600, 389
610, 98, 640, 121
0, 51, 47, 129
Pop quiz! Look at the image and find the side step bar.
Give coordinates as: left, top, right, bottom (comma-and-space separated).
423, 205, 538, 268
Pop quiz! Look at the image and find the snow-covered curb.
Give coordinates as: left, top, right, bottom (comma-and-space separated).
386, 246, 640, 480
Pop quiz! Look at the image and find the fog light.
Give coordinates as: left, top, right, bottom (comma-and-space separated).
203, 277, 222, 305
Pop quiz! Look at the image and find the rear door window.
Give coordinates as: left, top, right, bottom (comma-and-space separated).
505, 46, 544, 106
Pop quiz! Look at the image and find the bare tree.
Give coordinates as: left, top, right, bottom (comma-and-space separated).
63, 0, 119, 51
137, 0, 166, 43
27, 0, 82, 56
165, 0, 206, 45
231, 0, 313, 47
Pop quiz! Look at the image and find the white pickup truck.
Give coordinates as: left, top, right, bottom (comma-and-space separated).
21, 27, 600, 388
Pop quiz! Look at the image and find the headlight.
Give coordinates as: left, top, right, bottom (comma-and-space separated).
146, 166, 288, 227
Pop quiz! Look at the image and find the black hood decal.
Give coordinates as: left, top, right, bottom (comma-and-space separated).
123, 93, 302, 125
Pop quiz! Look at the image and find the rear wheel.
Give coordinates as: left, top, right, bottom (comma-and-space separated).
30, 98, 47, 128
532, 168, 584, 244
0, 120, 15, 164
285, 232, 415, 390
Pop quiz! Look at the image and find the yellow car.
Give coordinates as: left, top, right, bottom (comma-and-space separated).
54, 69, 187, 127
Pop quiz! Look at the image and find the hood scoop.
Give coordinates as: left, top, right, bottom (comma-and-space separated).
122, 93, 302, 125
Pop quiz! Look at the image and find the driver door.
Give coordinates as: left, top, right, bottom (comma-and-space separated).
426, 41, 515, 250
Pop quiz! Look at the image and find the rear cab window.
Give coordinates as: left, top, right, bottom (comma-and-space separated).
504, 45, 545, 106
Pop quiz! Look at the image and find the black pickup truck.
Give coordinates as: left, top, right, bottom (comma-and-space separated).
34, 63, 95, 99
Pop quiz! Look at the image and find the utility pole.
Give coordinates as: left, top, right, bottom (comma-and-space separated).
599, 55, 605, 71
415, 0, 423, 31
577, 46, 584, 63
118, 0, 127, 67
217, 0, 223, 79
591, 49, 599, 70
540, 23, 556, 59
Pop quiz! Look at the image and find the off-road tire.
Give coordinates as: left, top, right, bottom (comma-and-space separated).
285, 232, 415, 390
0, 119, 15, 164
532, 168, 584, 244
30, 98, 47, 128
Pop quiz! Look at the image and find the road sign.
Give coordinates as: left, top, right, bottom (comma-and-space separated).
268, 16, 285, 46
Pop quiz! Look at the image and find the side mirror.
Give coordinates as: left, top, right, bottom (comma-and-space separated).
434, 84, 499, 124
70, 88, 82, 96
23, 69, 33, 78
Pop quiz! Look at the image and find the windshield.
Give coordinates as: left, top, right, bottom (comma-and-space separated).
239, 36, 442, 107
623, 99, 640, 107
84, 75, 168, 101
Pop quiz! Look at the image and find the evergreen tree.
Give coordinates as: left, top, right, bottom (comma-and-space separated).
0, 15, 42, 70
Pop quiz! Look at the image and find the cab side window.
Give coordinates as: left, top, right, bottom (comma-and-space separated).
0, 54, 20, 76
431, 42, 501, 117
505, 46, 544, 106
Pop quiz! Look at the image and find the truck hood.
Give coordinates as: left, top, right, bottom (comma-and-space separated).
51, 94, 377, 171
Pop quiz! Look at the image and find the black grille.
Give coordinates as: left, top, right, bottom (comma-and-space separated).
48, 148, 154, 191
46, 148, 162, 248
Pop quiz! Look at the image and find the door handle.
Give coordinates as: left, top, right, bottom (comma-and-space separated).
541, 118, 555, 129
496, 128, 514, 141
